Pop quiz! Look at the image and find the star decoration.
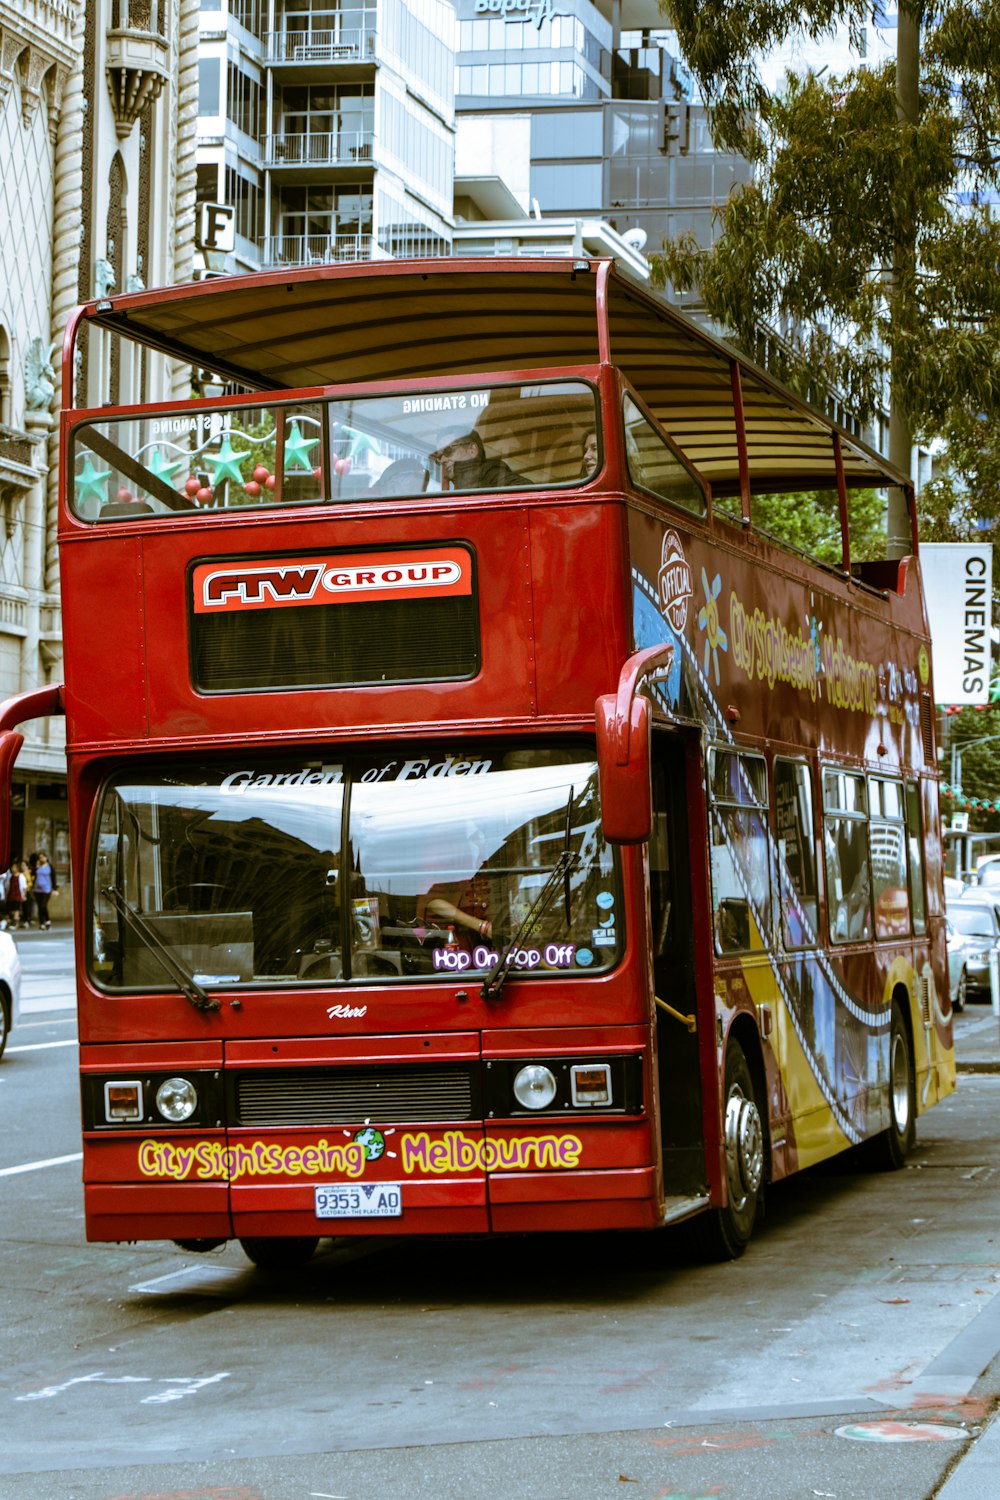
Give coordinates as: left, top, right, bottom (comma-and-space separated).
207, 434, 248, 487
74, 455, 112, 507
147, 447, 186, 486
284, 420, 319, 473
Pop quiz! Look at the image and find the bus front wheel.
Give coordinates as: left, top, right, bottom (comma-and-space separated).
239, 1236, 319, 1270
697, 1039, 764, 1261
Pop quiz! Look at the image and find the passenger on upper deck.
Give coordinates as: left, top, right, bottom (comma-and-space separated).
432, 426, 525, 491
581, 429, 599, 477
367, 457, 429, 497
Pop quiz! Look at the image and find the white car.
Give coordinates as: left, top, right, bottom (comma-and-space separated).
0, 929, 22, 1060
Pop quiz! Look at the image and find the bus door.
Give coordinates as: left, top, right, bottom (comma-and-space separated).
649, 729, 706, 1196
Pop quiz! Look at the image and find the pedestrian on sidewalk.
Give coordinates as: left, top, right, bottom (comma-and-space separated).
32, 853, 56, 929
1, 860, 26, 928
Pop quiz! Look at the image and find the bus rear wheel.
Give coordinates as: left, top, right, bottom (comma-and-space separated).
239, 1236, 319, 1270
867, 1000, 915, 1171
697, 1039, 764, 1261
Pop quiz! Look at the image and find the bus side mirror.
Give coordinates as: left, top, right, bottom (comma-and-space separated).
0, 730, 25, 872
595, 692, 651, 844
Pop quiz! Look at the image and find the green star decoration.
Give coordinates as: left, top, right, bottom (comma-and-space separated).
284, 420, 319, 473
74, 455, 112, 507
147, 447, 186, 486
207, 434, 248, 487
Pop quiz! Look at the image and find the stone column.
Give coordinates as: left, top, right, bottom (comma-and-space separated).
45, 1, 87, 595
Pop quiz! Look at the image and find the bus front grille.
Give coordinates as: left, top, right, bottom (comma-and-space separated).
232, 1064, 478, 1126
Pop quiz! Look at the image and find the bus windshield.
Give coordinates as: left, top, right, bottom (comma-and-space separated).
70, 378, 599, 521
90, 743, 622, 989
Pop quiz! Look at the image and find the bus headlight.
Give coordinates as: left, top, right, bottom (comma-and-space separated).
512, 1065, 557, 1110
155, 1076, 198, 1123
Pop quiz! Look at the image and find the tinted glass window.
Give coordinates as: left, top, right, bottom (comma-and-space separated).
774, 759, 818, 949
71, 380, 599, 521
823, 770, 872, 943
90, 744, 622, 989
709, 750, 771, 954
623, 393, 706, 514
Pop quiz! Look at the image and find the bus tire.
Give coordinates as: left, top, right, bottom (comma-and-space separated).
239, 1236, 319, 1270
867, 1000, 915, 1171
696, 1039, 764, 1261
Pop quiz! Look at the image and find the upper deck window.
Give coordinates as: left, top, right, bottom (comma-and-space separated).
69, 379, 600, 522
623, 393, 706, 516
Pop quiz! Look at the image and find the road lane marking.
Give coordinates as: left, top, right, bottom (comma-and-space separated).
7, 1039, 78, 1052
0, 1152, 82, 1177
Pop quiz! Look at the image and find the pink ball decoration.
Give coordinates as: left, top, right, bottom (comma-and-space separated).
196, 486, 214, 504
253, 464, 270, 484
264, 474, 276, 490
244, 481, 261, 498
184, 476, 201, 496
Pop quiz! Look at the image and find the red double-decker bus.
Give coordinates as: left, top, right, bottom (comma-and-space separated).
0, 259, 955, 1265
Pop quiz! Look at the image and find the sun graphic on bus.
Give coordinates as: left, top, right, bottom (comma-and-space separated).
697, 569, 728, 685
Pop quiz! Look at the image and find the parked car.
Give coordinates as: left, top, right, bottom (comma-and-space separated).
0, 928, 22, 1059
946, 896, 1000, 1002
945, 917, 973, 1011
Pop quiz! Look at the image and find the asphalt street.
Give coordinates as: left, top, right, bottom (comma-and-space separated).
1, 924, 999, 1500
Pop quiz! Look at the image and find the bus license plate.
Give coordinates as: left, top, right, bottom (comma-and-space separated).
315, 1183, 402, 1219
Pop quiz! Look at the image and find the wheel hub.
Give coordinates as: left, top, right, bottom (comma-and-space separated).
725, 1089, 764, 1198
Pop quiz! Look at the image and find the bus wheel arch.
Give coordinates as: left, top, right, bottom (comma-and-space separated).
697, 1022, 768, 1260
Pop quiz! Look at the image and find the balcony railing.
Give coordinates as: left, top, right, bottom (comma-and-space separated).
265, 130, 374, 167
264, 28, 377, 65
260, 234, 377, 267
259, 231, 456, 267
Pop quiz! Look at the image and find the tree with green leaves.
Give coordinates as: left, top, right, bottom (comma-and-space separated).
654, 1, 1000, 549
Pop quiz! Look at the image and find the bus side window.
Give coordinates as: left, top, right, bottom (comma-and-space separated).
870, 777, 910, 938
774, 758, 818, 948
905, 782, 927, 934
708, 749, 771, 955
823, 770, 872, 944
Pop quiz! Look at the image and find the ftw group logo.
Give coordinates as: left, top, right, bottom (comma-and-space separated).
193, 549, 472, 614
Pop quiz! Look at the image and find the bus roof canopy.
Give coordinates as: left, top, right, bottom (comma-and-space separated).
71, 258, 905, 497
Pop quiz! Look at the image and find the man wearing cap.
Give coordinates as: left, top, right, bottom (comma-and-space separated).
432, 426, 525, 491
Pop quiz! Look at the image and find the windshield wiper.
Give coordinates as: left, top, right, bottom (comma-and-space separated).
480, 786, 578, 1004
102, 884, 220, 1012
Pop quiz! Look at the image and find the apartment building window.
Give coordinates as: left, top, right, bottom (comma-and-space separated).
381, 0, 452, 108
232, 0, 263, 37
225, 166, 264, 243
280, 2, 377, 40
382, 93, 450, 202
227, 60, 262, 138
199, 58, 222, 115
278, 83, 374, 159
276, 184, 373, 241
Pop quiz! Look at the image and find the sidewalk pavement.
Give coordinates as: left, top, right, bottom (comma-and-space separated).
933, 1001, 1000, 1499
